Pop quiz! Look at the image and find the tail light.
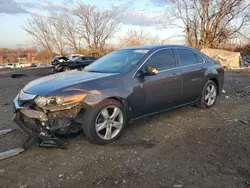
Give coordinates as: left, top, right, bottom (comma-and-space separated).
214, 60, 224, 70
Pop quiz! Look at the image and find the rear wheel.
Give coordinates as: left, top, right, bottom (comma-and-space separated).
82, 99, 127, 144
198, 80, 217, 108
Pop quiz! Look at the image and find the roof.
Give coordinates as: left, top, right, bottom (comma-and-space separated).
120, 45, 193, 50
68, 54, 84, 56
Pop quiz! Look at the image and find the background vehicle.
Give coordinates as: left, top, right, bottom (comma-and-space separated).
52, 55, 97, 72
30, 63, 37, 67
6, 63, 15, 68
13, 45, 224, 145
37, 63, 50, 67
67, 54, 84, 61
51, 56, 69, 66
15, 62, 26, 68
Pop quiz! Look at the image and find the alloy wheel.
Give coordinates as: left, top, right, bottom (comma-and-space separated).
205, 84, 217, 106
95, 106, 123, 140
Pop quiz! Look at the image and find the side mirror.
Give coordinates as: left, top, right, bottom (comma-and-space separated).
143, 65, 159, 76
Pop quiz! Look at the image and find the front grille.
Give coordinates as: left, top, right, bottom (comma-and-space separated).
19, 99, 36, 109
19, 112, 41, 134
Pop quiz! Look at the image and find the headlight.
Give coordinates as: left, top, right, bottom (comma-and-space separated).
35, 93, 88, 108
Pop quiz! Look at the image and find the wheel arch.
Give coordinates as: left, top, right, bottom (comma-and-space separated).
106, 96, 132, 123
204, 67, 221, 94
205, 75, 220, 94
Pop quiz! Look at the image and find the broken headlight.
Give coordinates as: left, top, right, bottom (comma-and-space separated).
35, 93, 88, 108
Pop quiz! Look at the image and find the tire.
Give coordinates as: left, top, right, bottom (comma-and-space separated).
64, 67, 71, 71
82, 99, 127, 144
197, 80, 218, 109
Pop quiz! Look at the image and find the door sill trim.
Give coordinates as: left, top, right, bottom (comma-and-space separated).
131, 101, 197, 121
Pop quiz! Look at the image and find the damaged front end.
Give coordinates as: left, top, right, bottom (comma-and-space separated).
12, 90, 101, 148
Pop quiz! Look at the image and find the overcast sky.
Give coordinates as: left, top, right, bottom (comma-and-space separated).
0, 0, 185, 49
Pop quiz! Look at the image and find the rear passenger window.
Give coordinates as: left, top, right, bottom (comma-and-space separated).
178, 49, 202, 66
196, 54, 204, 64
145, 49, 177, 71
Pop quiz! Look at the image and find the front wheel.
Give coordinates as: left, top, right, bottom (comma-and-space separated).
198, 80, 218, 108
63, 67, 71, 71
82, 99, 127, 144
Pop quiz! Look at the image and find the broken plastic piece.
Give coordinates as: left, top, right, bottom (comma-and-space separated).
38, 139, 65, 149
23, 131, 66, 149
38, 133, 65, 148
20, 108, 48, 121
0, 129, 12, 136
222, 89, 226, 93
0, 148, 24, 161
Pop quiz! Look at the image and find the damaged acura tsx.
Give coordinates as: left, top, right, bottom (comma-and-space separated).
13, 45, 224, 146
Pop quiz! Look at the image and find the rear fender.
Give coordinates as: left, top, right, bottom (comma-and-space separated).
204, 68, 220, 93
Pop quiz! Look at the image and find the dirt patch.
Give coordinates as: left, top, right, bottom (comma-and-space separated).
0, 68, 250, 188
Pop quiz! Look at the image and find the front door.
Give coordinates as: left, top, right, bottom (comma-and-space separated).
132, 48, 182, 117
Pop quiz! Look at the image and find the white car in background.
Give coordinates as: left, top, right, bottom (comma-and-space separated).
6, 63, 15, 68
15, 62, 26, 68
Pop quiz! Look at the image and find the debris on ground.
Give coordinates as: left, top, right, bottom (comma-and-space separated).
11, 74, 26, 78
0, 129, 13, 136
222, 89, 226, 93
173, 184, 183, 188
0, 102, 11, 107
58, 174, 64, 178
240, 120, 248, 125
0, 148, 24, 161
225, 96, 229, 99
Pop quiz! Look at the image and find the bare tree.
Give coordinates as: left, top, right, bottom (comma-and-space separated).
22, 15, 54, 59
47, 13, 67, 56
119, 29, 167, 48
161, 0, 250, 49
54, 12, 82, 52
74, 3, 121, 56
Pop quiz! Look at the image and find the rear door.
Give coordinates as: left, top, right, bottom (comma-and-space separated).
134, 48, 183, 116
176, 48, 206, 103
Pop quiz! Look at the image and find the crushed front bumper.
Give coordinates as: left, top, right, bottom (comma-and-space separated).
12, 92, 83, 148
12, 93, 46, 135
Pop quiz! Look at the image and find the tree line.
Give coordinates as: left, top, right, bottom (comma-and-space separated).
23, 0, 250, 59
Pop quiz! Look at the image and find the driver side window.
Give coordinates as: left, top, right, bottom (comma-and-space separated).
144, 49, 177, 71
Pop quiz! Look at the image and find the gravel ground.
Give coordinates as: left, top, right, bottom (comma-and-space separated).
0, 68, 250, 188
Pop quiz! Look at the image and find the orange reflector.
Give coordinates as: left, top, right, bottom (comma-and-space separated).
63, 93, 88, 103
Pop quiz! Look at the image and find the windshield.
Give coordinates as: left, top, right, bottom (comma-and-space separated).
84, 49, 149, 73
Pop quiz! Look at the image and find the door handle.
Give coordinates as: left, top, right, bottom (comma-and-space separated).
171, 73, 180, 76
172, 73, 180, 79
199, 67, 205, 71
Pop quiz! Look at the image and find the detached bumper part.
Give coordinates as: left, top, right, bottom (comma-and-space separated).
13, 97, 80, 149
13, 112, 65, 149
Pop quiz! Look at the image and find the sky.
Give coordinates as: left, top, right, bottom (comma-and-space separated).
0, 0, 185, 49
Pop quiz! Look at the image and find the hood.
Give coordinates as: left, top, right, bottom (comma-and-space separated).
23, 70, 117, 96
